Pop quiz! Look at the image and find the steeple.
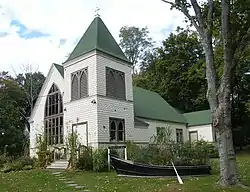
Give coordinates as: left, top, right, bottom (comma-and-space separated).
64, 17, 130, 64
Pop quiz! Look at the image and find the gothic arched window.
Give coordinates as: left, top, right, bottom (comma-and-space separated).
109, 118, 125, 142
71, 74, 78, 101
110, 120, 116, 141
44, 83, 64, 145
71, 67, 88, 101
80, 69, 88, 98
116, 73, 125, 100
106, 67, 126, 100
106, 69, 116, 97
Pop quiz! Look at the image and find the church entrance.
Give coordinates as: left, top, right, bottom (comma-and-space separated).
72, 122, 88, 147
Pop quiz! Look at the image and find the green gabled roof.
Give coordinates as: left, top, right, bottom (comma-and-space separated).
133, 87, 187, 124
53, 63, 64, 77
184, 110, 212, 126
64, 17, 130, 64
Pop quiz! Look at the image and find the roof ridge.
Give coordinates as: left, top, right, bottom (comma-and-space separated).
134, 86, 158, 94
95, 16, 100, 49
184, 109, 211, 115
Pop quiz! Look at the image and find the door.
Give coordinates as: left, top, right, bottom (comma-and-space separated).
73, 123, 88, 146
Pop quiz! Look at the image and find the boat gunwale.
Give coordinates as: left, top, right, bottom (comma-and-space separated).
109, 154, 212, 170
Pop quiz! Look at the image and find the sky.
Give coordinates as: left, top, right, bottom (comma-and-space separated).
0, 0, 186, 76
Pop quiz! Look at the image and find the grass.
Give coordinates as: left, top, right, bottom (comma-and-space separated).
0, 170, 74, 192
0, 152, 250, 192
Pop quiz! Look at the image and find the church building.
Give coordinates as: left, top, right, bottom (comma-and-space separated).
29, 16, 215, 159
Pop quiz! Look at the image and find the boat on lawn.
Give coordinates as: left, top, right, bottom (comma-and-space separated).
109, 154, 212, 177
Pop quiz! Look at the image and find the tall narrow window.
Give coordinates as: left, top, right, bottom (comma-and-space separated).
116, 73, 125, 100
176, 129, 183, 143
110, 121, 116, 141
71, 67, 88, 100
44, 83, 64, 145
106, 67, 126, 100
71, 74, 78, 101
118, 121, 124, 141
106, 69, 116, 97
109, 118, 125, 142
80, 69, 88, 98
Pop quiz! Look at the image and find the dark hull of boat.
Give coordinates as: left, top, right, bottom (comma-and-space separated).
109, 154, 212, 177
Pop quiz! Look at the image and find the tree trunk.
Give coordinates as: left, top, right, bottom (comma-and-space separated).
213, 80, 238, 186
203, 37, 238, 186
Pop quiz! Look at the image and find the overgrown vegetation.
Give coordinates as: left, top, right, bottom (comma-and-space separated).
35, 134, 51, 168
126, 140, 216, 166
65, 130, 80, 170
126, 127, 218, 166
0, 155, 35, 173
76, 146, 93, 171
76, 147, 119, 172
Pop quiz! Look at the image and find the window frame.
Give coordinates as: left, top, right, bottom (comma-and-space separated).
71, 67, 88, 101
109, 118, 125, 142
189, 131, 198, 142
176, 128, 184, 143
44, 83, 64, 145
105, 67, 126, 100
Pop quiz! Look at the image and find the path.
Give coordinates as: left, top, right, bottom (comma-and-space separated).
52, 171, 90, 191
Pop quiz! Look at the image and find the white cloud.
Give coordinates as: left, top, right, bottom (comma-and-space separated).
0, 0, 186, 76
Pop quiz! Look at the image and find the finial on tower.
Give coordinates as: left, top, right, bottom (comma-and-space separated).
94, 6, 100, 17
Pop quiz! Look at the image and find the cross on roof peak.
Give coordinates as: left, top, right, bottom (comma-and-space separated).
94, 6, 100, 17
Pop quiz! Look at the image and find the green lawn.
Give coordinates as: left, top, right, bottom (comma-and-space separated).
0, 153, 250, 192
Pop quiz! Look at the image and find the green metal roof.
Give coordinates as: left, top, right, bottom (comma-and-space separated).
184, 110, 212, 126
64, 17, 130, 64
134, 117, 149, 127
133, 87, 187, 124
53, 63, 64, 77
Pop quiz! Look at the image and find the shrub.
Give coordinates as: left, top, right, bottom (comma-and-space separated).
17, 156, 35, 167
10, 161, 23, 171
125, 139, 212, 166
1, 163, 13, 173
208, 142, 219, 158
76, 147, 93, 171
92, 148, 108, 172
0, 155, 8, 168
35, 134, 51, 168
36, 151, 51, 168
126, 141, 141, 161
0, 156, 35, 173
22, 165, 33, 170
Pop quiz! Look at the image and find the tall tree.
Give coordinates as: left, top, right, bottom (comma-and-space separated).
134, 29, 209, 112
0, 72, 27, 156
119, 26, 154, 73
161, 0, 250, 186
15, 71, 45, 119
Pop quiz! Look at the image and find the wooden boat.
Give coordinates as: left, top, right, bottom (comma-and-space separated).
109, 154, 212, 177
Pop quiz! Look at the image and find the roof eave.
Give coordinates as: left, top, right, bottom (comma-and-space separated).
187, 123, 211, 127
63, 48, 132, 66
136, 116, 187, 125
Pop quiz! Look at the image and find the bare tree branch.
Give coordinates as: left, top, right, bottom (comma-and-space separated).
190, 0, 204, 28
221, 0, 232, 81
161, 0, 174, 6
161, 0, 202, 35
207, 0, 214, 36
